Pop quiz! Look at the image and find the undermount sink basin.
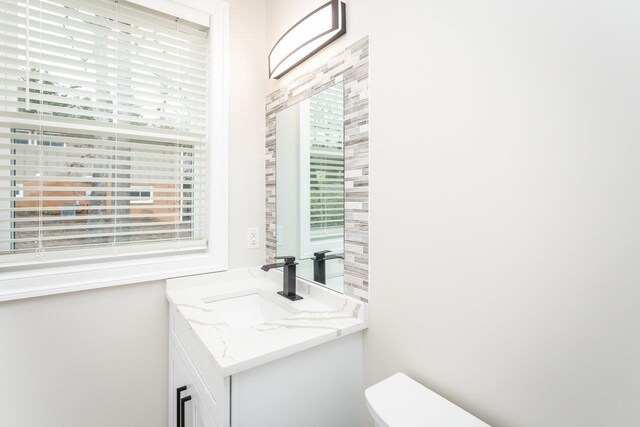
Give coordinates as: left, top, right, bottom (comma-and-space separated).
205, 293, 296, 329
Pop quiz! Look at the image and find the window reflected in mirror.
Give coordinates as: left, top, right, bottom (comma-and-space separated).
275, 82, 345, 293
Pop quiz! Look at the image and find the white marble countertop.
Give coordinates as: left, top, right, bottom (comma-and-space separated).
166, 267, 368, 376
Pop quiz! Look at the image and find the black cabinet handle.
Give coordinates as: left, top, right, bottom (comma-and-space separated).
180, 395, 192, 427
176, 386, 187, 427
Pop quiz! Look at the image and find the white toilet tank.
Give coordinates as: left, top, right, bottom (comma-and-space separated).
365, 373, 491, 427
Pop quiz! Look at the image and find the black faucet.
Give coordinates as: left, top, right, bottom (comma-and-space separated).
261, 256, 303, 301
312, 250, 344, 284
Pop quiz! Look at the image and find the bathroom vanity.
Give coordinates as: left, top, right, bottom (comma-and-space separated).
166, 268, 368, 427
164, 35, 372, 427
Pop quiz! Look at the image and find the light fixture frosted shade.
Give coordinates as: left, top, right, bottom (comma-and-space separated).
269, 0, 346, 79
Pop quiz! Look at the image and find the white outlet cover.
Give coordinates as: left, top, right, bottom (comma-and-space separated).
247, 227, 259, 249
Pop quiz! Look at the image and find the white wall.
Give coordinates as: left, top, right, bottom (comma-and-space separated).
266, 0, 640, 426
0, 1, 268, 425
0, 281, 168, 426
227, 0, 268, 269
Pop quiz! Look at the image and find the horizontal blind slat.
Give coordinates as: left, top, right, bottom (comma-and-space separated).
1, 203, 207, 213
0, 76, 207, 113
3, 212, 204, 223
2, 227, 206, 243
0, 45, 207, 93
5, 30, 209, 79
0, 17, 207, 62
0, 111, 207, 142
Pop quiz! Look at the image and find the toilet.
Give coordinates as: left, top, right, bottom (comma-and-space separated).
365, 373, 491, 427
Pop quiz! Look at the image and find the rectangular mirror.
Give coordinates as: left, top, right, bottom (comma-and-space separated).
275, 82, 345, 293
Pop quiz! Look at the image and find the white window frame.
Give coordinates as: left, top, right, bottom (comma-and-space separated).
129, 186, 154, 205
0, 0, 229, 302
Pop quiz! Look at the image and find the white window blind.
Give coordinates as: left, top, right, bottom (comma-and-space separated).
0, 0, 210, 268
308, 83, 344, 240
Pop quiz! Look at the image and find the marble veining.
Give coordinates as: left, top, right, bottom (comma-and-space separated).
166, 268, 368, 376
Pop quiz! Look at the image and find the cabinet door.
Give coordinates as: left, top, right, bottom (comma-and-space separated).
230, 332, 364, 427
170, 342, 217, 427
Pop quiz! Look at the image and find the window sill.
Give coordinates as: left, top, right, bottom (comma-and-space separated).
0, 252, 227, 302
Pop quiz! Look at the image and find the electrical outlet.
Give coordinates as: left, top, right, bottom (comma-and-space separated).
247, 227, 260, 249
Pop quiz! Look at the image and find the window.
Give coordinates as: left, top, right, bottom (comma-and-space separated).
129, 186, 154, 204
14, 183, 23, 198
307, 84, 344, 240
297, 83, 344, 258
0, 0, 212, 269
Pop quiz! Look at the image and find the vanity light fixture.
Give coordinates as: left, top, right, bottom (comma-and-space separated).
268, 0, 346, 79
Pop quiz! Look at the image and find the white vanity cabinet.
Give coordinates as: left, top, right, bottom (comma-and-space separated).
169, 342, 218, 427
168, 303, 364, 427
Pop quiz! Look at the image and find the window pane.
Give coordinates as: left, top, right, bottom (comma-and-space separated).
0, 0, 209, 265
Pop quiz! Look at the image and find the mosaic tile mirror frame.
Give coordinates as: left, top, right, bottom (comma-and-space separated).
265, 37, 370, 302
